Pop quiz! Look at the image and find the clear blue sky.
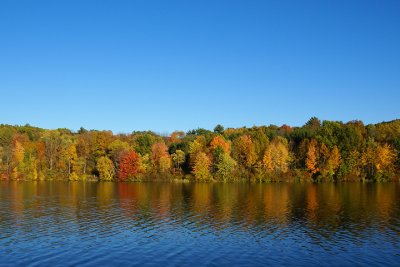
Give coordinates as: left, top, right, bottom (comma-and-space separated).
1, 0, 399, 133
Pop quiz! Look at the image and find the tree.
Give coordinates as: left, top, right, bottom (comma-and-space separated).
274, 138, 291, 173
317, 121, 344, 148
250, 128, 269, 159
325, 145, 341, 178
189, 138, 205, 167
151, 142, 171, 174
170, 131, 185, 143
12, 140, 25, 164
209, 135, 230, 172
215, 153, 237, 181
133, 132, 161, 155
11, 140, 25, 179
305, 117, 321, 128
118, 151, 141, 181
65, 144, 78, 176
96, 156, 115, 181
171, 149, 185, 172
214, 124, 224, 134
262, 137, 291, 174
56, 136, 77, 176
345, 149, 362, 178
108, 139, 130, 169
374, 143, 396, 177
306, 139, 319, 175
232, 135, 257, 169
0, 118, 399, 182
42, 130, 62, 170
361, 141, 376, 178
210, 135, 230, 154
78, 127, 88, 134
358, 140, 396, 180
91, 131, 113, 158
76, 134, 90, 174
27, 156, 38, 180
319, 143, 330, 169
192, 152, 211, 181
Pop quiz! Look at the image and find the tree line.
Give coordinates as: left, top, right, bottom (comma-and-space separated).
0, 117, 399, 182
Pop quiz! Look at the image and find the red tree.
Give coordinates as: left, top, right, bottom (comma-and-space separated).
118, 151, 140, 181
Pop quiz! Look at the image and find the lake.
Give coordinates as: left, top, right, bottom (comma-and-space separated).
0, 182, 399, 266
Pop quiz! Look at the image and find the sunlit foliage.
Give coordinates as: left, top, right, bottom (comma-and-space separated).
96, 156, 115, 181
118, 151, 141, 181
0, 118, 399, 182
192, 152, 211, 181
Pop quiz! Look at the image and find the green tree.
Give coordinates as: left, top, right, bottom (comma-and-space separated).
215, 153, 237, 181
213, 124, 224, 134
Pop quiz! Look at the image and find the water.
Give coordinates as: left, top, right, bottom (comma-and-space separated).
0, 182, 399, 266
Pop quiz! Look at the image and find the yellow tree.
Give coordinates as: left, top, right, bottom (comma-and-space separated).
232, 135, 257, 169
76, 135, 90, 174
11, 140, 25, 179
65, 143, 78, 176
326, 145, 341, 177
273, 139, 291, 173
29, 157, 38, 180
171, 149, 185, 172
319, 143, 330, 173
96, 156, 115, 181
137, 154, 150, 175
42, 130, 62, 171
189, 138, 205, 167
12, 140, 25, 163
192, 152, 211, 181
262, 145, 274, 172
375, 143, 396, 175
361, 144, 376, 178
262, 138, 291, 174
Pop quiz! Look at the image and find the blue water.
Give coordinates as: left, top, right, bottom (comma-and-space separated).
0, 182, 399, 266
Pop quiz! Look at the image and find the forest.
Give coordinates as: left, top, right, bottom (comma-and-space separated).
0, 118, 399, 182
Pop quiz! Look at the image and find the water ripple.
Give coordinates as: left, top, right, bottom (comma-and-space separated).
0, 182, 399, 266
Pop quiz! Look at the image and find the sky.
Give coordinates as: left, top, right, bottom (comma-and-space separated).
0, 0, 399, 134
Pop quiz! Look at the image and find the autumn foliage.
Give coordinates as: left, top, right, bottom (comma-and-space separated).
262, 137, 291, 174
151, 142, 171, 174
0, 118, 399, 182
210, 136, 230, 154
306, 139, 319, 175
118, 151, 141, 181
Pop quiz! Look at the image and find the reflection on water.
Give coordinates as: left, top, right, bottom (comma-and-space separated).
0, 182, 399, 266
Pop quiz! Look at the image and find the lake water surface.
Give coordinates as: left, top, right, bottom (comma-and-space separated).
0, 182, 399, 266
